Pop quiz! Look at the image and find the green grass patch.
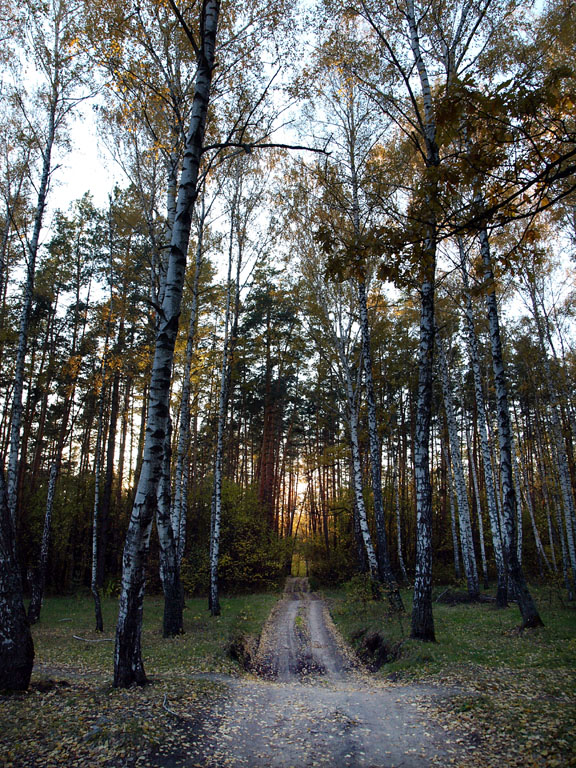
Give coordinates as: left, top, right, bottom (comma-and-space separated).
325, 579, 576, 767
32, 592, 278, 678
0, 591, 279, 768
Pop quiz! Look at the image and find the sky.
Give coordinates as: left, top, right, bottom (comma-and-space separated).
50, 103, 124, 215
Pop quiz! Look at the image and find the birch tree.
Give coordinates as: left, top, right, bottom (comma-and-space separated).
436, 331, 479, 598
208, 179, 240, 617
5, 0, 88, 529
311, 57, 402, 608
479, 223, 543, 628
114, 0, 220, 688
171, 201, 207, 568
458, 239, 507, 605
303, 256, 381, 588
521, 258, 576, 596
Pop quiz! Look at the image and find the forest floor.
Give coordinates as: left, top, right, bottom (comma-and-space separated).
176, 576, 465, 767
1, 581, 575, 767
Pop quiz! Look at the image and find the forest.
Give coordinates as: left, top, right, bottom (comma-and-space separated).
0, 0, 575, 726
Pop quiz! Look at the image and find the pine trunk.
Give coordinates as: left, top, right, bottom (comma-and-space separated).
6, 99, 56, 529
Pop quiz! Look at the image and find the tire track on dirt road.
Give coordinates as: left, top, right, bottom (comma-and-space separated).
176, 578, 468, 767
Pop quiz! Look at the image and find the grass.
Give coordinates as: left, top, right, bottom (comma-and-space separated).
324, 580, 576, 768
3, 582, 575, 767
0, 591, 278, 768
33, 592, 278, 678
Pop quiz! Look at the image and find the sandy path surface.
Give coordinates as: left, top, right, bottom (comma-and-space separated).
185, 578, 464, 767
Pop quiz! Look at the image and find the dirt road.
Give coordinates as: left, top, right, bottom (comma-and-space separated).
184, 579, 464, 768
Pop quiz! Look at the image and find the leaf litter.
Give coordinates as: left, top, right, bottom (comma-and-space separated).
4, 583, 573, 767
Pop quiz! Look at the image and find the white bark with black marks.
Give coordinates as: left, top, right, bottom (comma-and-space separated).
411, 276, 436, 641
114, 0, 220, 688
405, 0, 439, 642
443, 443, 461, 580
209, 275, 233, 617
6, 100, 56, 531
157, 417, 183, 635
393, 463, 408, 583
358, 280, 403, 609
527, 282, 576, 596
466, 428, 489, 589
459, 240, 506, 604
172, 208, 204, 567
436, 332, 479, 597
209, 169, 244, 617
91, 370, 106, 633
479, 223, 543, 628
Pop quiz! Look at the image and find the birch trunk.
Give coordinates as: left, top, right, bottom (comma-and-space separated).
444, 443, 462, 580
436, 333, 479, 597
326, 295, 380, 589
91, 372, 106, 633
353, 500, 369, 574
358, 281, 403, 610
157, 417, 183, 635
345, 90, 402, 607
411, 275, 436, 640
406, 0, 439, 642
466, 428, 489, 589
6, 97, 56, 530
534, 419, 558, 573
172, 207, 204, 567
114, 0, 220, 688
0, 468, 34, 690
511, 440, 524, 564
209, 198, 237, 617
459, 240, 507, 605
393, 462, 408, 583
27, 463, 57, 624
347, 382, 380, 585
527, 283, 576, 597
479, 223, 543, 628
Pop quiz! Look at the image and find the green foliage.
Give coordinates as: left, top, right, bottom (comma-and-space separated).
305, 532, 357, 587
184, 478, 288, 595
